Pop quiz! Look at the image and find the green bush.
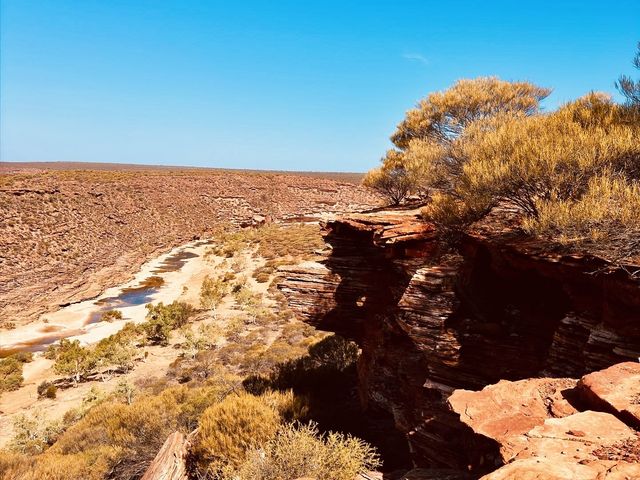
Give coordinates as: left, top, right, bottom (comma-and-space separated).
37, 381, 57, 399
141, 301, 195, 345
50, 339, 97, 383
0, 357, 24, 393
199, 274, 228, 309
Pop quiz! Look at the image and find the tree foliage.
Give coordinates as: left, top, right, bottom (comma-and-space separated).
365, 53, 640, 259
0, 357, 24, 393
616, 42, 640, 106
142, 301, 195, 345
363, 77, 550, 204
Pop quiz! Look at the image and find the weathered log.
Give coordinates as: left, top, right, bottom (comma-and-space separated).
141, 431, 189, 480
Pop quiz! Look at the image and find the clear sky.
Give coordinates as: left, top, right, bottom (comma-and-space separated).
1, 1, 639, 172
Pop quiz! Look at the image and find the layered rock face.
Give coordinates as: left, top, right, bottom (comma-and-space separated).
278, 211, 640, 476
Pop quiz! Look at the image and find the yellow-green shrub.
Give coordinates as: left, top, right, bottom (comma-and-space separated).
454, 94, 640, 218
235, 422, 381, 480
524, 172, 640, 254
199, 274, 228, 309
192, 392, 281, 472
0, 447, 119, 480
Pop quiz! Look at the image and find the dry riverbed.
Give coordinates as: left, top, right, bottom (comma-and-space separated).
0, 227, 307, 447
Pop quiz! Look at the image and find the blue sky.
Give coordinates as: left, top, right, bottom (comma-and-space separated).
1, 1, 639, 172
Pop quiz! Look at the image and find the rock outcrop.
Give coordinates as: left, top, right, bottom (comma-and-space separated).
450, 363, 640, 480
278, 210, 640, 476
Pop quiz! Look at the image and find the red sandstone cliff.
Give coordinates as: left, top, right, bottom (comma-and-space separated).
278, 210, 640, 478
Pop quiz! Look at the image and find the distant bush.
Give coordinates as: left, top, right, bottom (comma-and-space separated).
11, 352, 33, 364
142, 301, 195, 345
199, 274, 228, 309
37, 381, 57, 399
99, 310, 123, 322
0, 357, 24, 393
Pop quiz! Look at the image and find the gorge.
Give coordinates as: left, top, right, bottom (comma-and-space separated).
278, 209, 640, 479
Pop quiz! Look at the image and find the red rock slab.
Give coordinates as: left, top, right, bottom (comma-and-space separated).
448, 378, 578, 461
482, 411, 640, 480
518, 411, 636, 461
481, 457, 640, 480
578, 361, 640, 429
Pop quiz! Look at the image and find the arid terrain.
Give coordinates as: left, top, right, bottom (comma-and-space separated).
0, 163, 377, 328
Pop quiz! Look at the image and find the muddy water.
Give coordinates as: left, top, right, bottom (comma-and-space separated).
0, 242, 208, 356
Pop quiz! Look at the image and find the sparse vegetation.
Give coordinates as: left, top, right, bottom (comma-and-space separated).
208, 223, 323, 262
199, 274, 229, 309
236, 422, 381, 480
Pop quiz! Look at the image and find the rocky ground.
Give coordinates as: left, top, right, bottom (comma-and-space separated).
0, 165, 378, 327
450, 362, 640, 479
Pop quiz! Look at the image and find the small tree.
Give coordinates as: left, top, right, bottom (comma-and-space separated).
0, 357, 24, 393
364, 77, 551, 206
52, 339, 97, 383
616, 42, 640, 106
142, 301, 195, 345
362, 162, 416, 205
200, 275, 228, 310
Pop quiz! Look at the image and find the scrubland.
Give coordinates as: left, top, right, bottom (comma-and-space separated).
0, 223, 380, 480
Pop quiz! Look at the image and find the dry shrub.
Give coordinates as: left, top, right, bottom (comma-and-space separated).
192, 392, 281, 473
524, 172, 640, 258
0, 447, 119, 480
40, 386, 219, 479
235, 422, 381, 480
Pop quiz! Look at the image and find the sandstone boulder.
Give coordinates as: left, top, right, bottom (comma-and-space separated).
578, 361, 640, 428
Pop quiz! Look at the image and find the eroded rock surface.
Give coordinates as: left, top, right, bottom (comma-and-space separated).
449, 367, 640, 480
578, 362, 640, 429
278, 210, 640, 476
